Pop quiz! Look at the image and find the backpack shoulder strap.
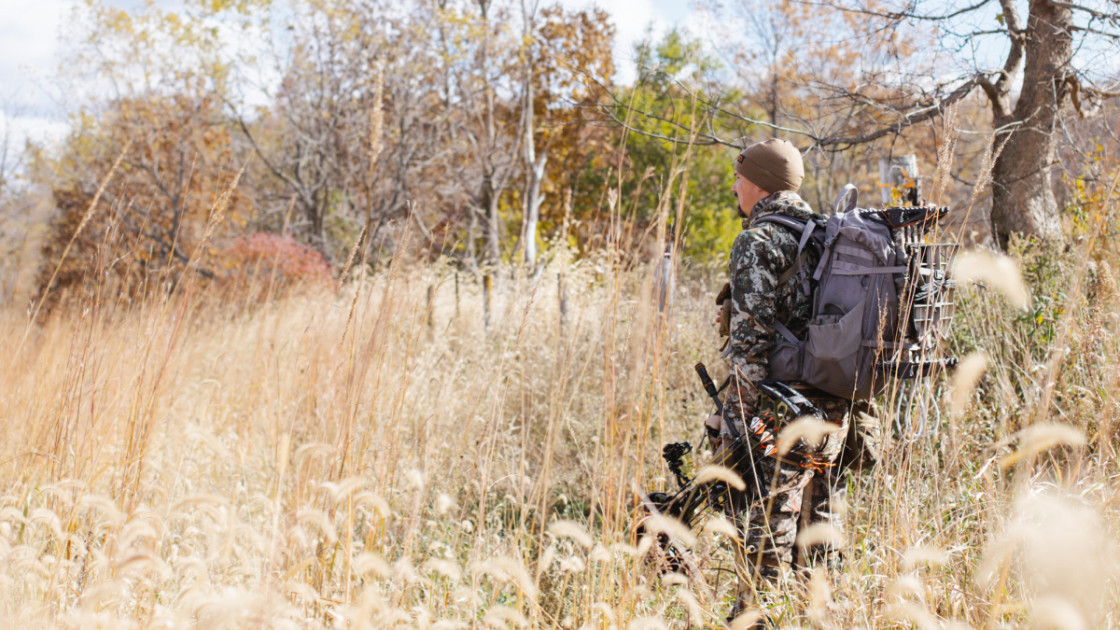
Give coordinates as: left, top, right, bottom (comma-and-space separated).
754, 215, 822, 291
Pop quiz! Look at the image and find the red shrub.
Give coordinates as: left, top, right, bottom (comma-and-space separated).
224, 233, 334, 295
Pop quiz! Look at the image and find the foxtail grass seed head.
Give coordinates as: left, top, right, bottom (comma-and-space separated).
628, 616, 669, 630
977, 491, 1116, 626
435, 493, 457, 515
590, 602, 617, 626
393, 556, 418, 584
547, 519, 594, 549
422, 558, 462, 582
795, 522, 843, 550
886, 574, 926, 603
952, 249, 1031, 309
536, 545, 557, 575
1029, 595, 1089, 630
471, 557, 538, 602
356, 491, 392, 518
885, 601, 938, 630
296, 507, 338, 545
481, 605, 529, 628
169, 492, 231, 516
29, 508, 64, 543
902, 545, 949, 571
660, 572, 688, 587
589, 543, 611, 564
701, 515, 739, 539
676, 589, 704, 627
405, 468, 425, 490
947, 351, 988, 417
354, 552, 392, 579
638, 514, 697, 548
806, 567, 832, 625
729, 609, 764, 630
557, 555, 586, 573
692, 465, 746, 491
776, 415, 841, 455
998, 423, 1087, 469
317, 477, 364, 505
611, 542, 641, 557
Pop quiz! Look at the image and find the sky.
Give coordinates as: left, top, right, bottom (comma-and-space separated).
0, 0, 80, 149
0, 0, 700, 155
8, 0, 1107, 164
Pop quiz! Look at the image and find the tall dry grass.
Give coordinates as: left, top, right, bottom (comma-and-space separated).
2, 222, 1118, 628
3, 121, 1120, 627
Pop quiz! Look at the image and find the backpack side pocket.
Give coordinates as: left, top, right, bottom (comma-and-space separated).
767, 335, 802, 382
802, 298, 866, 398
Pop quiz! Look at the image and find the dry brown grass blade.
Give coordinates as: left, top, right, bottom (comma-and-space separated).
14, 141, 131, 358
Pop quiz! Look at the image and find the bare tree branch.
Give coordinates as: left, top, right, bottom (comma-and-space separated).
601, 60, 983, 155
815, 77, 982, 148
800, 0, 994, 22
1052, 1, 1120, 21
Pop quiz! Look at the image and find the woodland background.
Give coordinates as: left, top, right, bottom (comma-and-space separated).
0, 0, 1116, 305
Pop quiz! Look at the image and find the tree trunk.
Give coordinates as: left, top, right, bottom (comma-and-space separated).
466, 207, 478, 271
482, 175, 501, 266
478, 0, 503, 268
524, 153, 546, 265
989, 0, 1072, 247
520, 21, 545, 268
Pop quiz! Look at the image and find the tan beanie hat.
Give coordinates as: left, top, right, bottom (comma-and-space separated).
734, 139, 804, 193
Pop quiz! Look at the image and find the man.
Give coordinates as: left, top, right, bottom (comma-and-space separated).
711, 139, 872, 624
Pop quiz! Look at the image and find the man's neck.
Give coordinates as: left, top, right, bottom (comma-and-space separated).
745, 190, 784, 221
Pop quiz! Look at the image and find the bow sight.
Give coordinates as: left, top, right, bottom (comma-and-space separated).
637, 364, 828, 572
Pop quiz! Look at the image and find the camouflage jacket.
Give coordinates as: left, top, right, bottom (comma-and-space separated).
722, 190, 826, 426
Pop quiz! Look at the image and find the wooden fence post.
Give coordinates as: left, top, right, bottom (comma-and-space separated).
656, 245, 675, 316
426, 284, 434, 340
558, 271, 569, 334
483, 273, 492, 330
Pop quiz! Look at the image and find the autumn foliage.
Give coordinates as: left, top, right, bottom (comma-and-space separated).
36, 94, 248, 308
222, 232, 334, 298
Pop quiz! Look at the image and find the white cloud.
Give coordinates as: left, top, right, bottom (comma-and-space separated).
1, 111, 70, 152
0, 0, 80, 156
0, 0, 79, 111
0, 0, 702, 152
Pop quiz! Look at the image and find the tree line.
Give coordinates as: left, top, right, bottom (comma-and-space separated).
3, 0, 1118, 305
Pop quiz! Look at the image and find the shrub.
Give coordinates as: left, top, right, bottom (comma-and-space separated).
222, 232, 334, 299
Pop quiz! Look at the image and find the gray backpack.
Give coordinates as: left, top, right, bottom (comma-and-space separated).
760, 186, 951, 400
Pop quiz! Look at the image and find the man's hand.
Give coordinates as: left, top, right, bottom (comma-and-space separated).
705, 413, 723, 440
715, 283, 732, 337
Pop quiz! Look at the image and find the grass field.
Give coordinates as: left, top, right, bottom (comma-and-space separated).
0, 228, 1117, 628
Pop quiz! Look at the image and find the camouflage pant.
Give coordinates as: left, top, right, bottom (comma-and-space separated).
712, 397, 880, 601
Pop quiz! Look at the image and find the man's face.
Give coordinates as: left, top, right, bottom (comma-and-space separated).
731, 173, 766, 217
